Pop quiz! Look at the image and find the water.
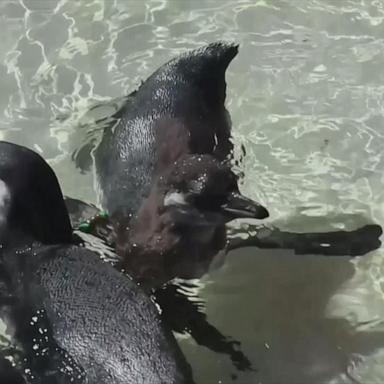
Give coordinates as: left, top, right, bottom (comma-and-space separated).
1, 0, 384, 382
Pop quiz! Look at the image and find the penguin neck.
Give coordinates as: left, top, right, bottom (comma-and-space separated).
114, 183, 175, 257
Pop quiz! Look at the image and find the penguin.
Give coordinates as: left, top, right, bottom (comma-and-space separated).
0, 141, 194, 384
72, 43, 268, 286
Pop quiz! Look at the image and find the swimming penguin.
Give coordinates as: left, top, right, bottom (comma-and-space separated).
0, 141, 194, 384
71, 42, 268, 287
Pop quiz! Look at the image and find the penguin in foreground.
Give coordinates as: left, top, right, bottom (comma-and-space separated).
0, 141, 194, 384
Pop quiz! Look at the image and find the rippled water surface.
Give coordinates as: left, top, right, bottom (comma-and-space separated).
1, 0, 384, 383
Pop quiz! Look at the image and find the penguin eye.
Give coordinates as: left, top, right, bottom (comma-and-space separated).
194, 193, 227, 211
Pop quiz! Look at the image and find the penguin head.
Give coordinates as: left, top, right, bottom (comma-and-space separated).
158, 154, 269, 226
0, 141, 72, 246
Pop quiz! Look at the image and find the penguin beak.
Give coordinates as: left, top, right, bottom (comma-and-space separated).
165, 191, 269, 226
220, 192, 269, 221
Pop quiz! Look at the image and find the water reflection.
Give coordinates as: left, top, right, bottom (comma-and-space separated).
191, 249, 374, 384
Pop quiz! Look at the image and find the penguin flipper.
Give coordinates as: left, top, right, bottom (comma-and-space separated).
228, 223, 382, 257
154, 282, 255, 372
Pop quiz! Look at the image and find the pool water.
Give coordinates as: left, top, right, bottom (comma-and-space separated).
1, 1, 384, 383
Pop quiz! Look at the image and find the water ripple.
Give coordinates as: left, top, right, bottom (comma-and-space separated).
0, 0, 384, 383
